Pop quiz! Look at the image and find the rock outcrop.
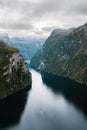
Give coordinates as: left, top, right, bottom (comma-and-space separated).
0, 41, 31, 100
0, 34, 46, 61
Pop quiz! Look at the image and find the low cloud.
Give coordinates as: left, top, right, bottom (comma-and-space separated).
42, 26, 59, 32
0, 22, 33, 30
0, 0, 87, 36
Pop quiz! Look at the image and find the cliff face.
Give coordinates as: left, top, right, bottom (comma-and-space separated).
0, 34, 46, 61
30, 23, 87, 86
0, 41, 31, 100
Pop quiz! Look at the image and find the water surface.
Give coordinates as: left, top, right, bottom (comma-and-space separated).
0, 69, 87, 130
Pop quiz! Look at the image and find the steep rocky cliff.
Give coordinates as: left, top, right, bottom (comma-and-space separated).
0, 41, 31, 100
0, 33, 46, 61
31, 23, 87, 85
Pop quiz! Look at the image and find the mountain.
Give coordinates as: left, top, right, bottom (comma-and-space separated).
30, 23, 87, 85
0, 33, 11, 44
0, 41, 31, 100
0, 34, 46, 61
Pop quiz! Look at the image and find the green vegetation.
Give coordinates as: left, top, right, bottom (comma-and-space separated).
31, 23, 87, 86
0, 41, 31, 100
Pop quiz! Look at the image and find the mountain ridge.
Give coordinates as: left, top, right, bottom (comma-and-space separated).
30, 23, 87, 85
0, 34, 46, 60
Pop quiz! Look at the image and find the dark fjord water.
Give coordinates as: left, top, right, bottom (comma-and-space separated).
0, 69, 87, 130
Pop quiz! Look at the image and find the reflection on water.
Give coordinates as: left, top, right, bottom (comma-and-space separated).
0, 86, 31, 129
41, 71, 87, 118
0, 69, 87, 130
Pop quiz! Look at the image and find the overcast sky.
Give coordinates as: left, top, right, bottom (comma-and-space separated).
0, 0, 87, 37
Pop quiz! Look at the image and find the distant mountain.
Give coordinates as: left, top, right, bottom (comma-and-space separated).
10, 37, 46, 61
0, 34, 46, 61
0, 33, 11, 44
0, 41, 31, 99
30, 23, 87, 85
